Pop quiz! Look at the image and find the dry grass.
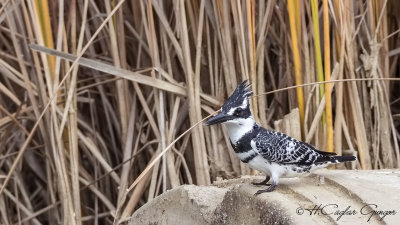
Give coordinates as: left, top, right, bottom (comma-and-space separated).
0, 0, 399, 224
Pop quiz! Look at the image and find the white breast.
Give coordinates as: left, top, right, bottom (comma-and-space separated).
224, 117, 255, 143
246, 155, 272, 174
247, 157, 306, 178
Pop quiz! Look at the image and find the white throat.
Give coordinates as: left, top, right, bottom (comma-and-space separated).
223, 117, 255, 144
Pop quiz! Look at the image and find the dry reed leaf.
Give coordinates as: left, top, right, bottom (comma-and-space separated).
29, 44, 220, 107
78, 131, 121, 183
1, 1, 399, 224
2, 188, 41, 225
0, 83, 21, 105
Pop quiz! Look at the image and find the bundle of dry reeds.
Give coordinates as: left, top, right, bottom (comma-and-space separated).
0, 0, 399, 224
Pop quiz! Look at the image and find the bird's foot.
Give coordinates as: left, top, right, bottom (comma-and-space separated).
254, 182, 277, 195
251, 176, 271, 186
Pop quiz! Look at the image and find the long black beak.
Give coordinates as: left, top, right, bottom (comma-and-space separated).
205, 112, 235, 126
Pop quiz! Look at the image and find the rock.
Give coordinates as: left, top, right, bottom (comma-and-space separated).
130, 169, 400, 224
130, 185, 227, 225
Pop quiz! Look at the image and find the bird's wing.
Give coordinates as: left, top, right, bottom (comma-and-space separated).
253, 129, 336, 166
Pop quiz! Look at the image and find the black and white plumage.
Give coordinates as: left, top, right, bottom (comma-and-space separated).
205, 81, 356, 194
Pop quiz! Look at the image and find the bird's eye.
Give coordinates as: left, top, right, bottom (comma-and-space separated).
234, 108, 243, 116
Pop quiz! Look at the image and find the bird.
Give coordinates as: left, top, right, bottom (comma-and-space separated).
205, 80, 356, 195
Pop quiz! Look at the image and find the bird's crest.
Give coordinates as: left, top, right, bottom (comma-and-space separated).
222, 80, 253, 113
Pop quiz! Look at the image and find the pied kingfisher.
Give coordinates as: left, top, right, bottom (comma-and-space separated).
205, 81, 356, 194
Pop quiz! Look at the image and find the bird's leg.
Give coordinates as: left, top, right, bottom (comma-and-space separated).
254, 181, 277, 195
252, 175, 270, 186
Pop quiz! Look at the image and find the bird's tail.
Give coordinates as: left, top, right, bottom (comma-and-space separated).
330, 155, 357, 163
315, 154, 357, 165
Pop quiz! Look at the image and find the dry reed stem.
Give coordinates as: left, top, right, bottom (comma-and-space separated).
1, 1, 399, 223
323, 0, 334, 153
287, 0, 305, 133
0, 0, 126, 200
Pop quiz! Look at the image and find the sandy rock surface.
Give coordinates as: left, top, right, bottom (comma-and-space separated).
130, 169, 400, 225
